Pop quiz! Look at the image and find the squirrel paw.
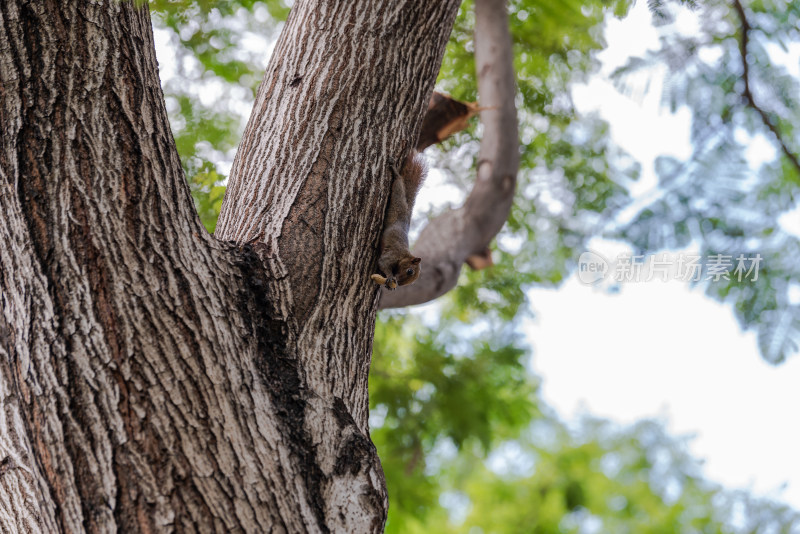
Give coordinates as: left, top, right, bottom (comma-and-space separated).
370, 273, 398, 290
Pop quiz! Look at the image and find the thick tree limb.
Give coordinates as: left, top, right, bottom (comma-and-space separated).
379, 0, 519, 309
213, 0, 461, 530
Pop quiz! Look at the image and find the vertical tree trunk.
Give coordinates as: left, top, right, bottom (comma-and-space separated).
0, 0, 459, 532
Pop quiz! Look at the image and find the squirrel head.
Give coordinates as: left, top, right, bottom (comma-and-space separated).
370, 257, 422, 290
395, 256, 421, 287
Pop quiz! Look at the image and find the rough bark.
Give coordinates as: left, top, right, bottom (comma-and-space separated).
0, 0, 459, 532
379, 0, 520, 309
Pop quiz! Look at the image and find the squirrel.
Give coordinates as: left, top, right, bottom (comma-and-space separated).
371, 152, 426, 290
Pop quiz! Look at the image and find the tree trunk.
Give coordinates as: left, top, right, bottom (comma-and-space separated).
0, 0, 459, 532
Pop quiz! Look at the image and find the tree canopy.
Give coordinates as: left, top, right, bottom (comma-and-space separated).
149, 0, 800, 531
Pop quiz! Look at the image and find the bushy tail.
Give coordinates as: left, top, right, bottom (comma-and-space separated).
401, 151, 426, 212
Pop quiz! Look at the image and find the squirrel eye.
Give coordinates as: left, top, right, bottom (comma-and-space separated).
406, 268, 414, 276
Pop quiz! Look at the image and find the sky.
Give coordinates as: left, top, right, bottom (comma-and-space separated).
153, 0, 800, 513
529, 1, 800, 510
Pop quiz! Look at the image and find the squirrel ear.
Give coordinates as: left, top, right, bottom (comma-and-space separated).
412, 257, 421, 265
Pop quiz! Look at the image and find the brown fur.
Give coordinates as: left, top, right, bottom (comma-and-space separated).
371, 152, 426, 290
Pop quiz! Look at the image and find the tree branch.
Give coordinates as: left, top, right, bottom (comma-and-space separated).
732, 0, 800, 178
379, 0, 519, 309
417, 92, 484, 151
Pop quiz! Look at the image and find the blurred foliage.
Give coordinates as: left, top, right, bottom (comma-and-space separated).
372, 313, 800, 532
150, 0, 289, 231
149, 0, 800, 531
609, 0, 800, 363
